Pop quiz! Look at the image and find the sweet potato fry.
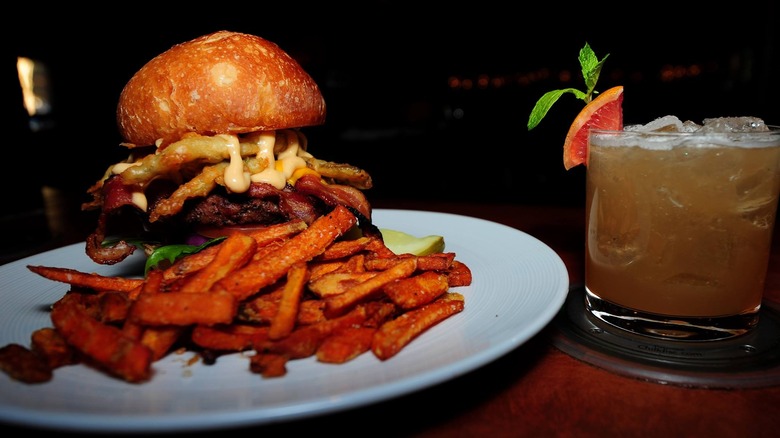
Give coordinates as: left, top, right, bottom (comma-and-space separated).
140, 268, 165, 295
250, 239, 287, 262
309, 253, 366, 281
362, 301, 398, 328
255, 322, 328, 360
269, 262, 308, 340
140, 326, 185, 361
256, 302, 384, 359
213, 206, 358, 300
308, 259, 346, 280
446, 260, 473, 287
237, 293, 326, 325
0, 343, 52, 383
31, 327, 79, 369
122, 270, 165, 339
371, 292, 465, 361
177, 233, 257, 293
196, 220, 307, 246
235, 289, 283, 324
162, 245, 220, 283
51, 294, 152, 383
307, 271, 377, 297
246, 219, 308, 247
365, 236, 397, 258
382, 271, 450, 309
337, 253, 366, 273
249, 352, 289, 378
315, 236, 372, 260
122, 319, 144, 340
129, 292, 237, 326
97, 291, 132, 322
364, 253, 455, 271
191, 324, 270, 351
27, 265, 143, 292
126, 284, 144, 301
324, 257, 417, 318
316, 326, 376, 364
418, 252, 456, 270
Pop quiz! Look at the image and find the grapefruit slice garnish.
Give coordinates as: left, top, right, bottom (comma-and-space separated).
562, 85, 624, 170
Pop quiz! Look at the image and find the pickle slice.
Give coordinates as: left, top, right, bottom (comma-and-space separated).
379, 228, 445, 256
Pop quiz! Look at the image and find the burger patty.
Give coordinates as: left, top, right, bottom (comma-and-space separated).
182, 187, 323, 227
185, 195, 289, 226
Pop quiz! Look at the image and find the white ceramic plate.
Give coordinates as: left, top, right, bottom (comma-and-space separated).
0, 209, 569, 433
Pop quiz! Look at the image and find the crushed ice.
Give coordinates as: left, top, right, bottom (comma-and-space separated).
625, 116, 768, 133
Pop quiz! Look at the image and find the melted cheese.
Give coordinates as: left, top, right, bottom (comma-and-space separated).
222, 134, 251, 193
249, 130, 310, 189
131, 192, 148, 211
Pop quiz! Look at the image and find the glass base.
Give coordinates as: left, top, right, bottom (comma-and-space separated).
549, 286, 780, 389
584, 288, 759, 341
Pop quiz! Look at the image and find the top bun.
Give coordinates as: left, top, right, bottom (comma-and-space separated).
117, 31, 326, 147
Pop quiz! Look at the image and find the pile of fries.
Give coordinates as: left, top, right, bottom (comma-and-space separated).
0, 206, 471, 384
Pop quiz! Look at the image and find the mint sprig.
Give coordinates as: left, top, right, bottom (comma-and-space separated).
527, 43, 609, 131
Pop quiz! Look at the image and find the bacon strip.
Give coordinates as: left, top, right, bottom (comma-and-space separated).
294, 174, 372, 221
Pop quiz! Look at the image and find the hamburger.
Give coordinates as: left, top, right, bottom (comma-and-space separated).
82, 31, 375, 265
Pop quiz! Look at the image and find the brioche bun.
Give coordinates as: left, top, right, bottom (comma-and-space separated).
116, 30, 326, 147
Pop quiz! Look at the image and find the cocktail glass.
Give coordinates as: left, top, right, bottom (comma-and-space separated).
584, 117, 780, 341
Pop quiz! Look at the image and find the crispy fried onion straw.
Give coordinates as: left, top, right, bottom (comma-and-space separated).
85, 129, 373, 223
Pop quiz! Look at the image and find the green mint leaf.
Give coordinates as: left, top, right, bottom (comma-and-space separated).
527, 42, 609, 130
527, 88, 587, 130
143, 237, 226, 276
580, 43, 609, 102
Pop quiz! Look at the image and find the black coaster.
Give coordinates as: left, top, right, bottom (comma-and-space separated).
549, 286, 780, 389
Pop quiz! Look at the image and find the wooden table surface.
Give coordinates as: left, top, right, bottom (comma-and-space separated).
3, 198, 780, 437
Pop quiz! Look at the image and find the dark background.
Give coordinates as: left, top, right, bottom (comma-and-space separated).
8, 2, 780, 215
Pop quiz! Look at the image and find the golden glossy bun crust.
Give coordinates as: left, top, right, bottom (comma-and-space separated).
117, 31, 326, 146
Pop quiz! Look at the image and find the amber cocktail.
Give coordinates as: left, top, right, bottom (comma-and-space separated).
585, 117, 780, 340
